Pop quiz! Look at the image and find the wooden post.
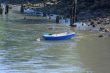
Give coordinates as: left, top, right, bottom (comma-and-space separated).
70, 0, 77, 27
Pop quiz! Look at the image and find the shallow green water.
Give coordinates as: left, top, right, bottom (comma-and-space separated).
0, 13, 93, 73
0, 10, 110, 73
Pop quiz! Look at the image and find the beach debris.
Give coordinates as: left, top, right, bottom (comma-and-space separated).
36, 38, 41, 42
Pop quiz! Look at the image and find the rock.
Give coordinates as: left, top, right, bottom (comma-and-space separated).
98, 35, 104, 37
105, 29, 110, 32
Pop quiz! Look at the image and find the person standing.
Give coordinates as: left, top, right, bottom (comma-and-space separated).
0, 5, 3, 14
1, 3, 6, 16
5, 4, 9, 14
56, 16, 60, 24
20, 4, 24, 13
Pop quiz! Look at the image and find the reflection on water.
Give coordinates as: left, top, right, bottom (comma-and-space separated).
0, 14, 92, 73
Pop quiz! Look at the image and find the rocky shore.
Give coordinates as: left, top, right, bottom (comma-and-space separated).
83, 16, 110, 37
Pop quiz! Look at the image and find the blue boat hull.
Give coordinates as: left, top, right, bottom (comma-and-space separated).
43, 33, 76, 40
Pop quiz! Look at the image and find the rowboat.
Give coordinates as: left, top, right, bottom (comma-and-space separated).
43, 32, 76, 40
